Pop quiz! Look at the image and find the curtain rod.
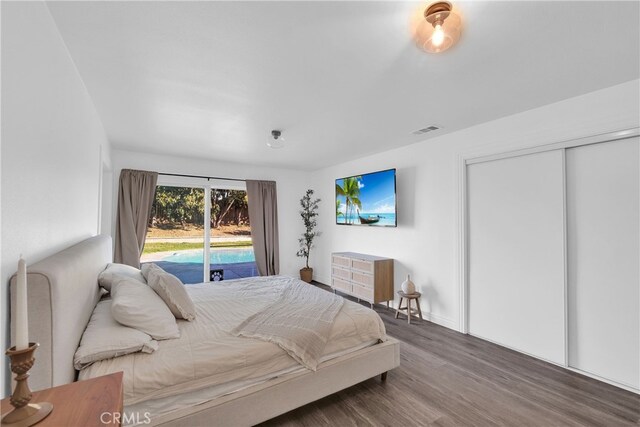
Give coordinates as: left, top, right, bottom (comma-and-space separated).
159, 172, 246, 182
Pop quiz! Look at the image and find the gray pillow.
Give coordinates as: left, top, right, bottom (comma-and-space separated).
74, 300, 158, 370
111, 278, 180, 340
142, 263, 197, 321
98, 263, 145, 292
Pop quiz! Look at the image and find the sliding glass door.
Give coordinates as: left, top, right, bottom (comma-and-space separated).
209, 189, 256, 279
141, 185, 205, 283
141, 179, 257, 283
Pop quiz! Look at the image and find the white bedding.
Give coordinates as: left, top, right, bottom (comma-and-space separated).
231, 277, 344, 370
125, 340, 378, 424
79, 276, 387, 413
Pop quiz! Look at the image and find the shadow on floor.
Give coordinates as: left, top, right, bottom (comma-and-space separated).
142, 261, 258, 284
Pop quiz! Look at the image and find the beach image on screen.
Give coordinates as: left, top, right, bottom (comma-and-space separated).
336, 169, 396, 227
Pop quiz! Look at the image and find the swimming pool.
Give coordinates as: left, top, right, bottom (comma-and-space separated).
160, 247, 255, 264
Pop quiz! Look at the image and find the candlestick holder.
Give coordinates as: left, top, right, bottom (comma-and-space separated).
1, 343, 53, 427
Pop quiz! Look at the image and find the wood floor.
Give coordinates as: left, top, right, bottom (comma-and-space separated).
260, 283, 640, 427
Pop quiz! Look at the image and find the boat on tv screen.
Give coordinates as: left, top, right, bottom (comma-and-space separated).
335, 169, 396, 227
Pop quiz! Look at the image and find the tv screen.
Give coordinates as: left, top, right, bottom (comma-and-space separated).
336, 168, 397, 227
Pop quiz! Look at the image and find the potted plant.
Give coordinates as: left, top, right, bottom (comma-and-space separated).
297, 189, 321, 283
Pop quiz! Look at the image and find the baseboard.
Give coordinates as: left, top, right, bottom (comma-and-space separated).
469, 331, 640, 395
314, 276, 458, 331
314, 275, 331, 286
565, 366, 640, 395
419, 311, 458, 330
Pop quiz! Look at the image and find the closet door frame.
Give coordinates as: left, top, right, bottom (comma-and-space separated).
457, 127, 639, 391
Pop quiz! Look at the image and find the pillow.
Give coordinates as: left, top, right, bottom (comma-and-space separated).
98, 263, 145, 292
111, 278, 181, 340
140, 262, 158, 281
74, 300, 158, 370
142, 263, 197, 321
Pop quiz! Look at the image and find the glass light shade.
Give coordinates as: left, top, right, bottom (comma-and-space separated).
414, 9, 462, 53
267, 135, 285, 149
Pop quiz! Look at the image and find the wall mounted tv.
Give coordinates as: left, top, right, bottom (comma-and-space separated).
336, 168, 397, 227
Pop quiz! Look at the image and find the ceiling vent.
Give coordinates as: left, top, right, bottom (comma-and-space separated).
412, 125, 441, 135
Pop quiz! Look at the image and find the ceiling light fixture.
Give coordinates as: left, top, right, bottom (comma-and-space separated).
267, 130, 285, 149
414, 1, 462, 53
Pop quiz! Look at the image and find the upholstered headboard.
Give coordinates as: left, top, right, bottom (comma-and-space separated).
10, 235, 112, 391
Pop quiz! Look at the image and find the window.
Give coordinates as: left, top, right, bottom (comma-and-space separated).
141, 178, 257, 284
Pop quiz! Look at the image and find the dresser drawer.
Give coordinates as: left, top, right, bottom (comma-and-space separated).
332, 277, 352, 293
331, 252, 393, 304
351, 258, 374, 274
331, 266, 350, 280
331, 255, 351, 268
351, 283, 374, 301
351, 271, 374, 288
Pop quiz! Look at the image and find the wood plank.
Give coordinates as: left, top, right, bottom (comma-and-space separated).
260, 282, 640, 426
1, 372, 123, 427
373, 258, 394, 303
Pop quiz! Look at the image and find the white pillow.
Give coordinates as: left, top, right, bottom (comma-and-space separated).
74, 300, 158, 370
111, 278, 181, 340
98, 263, 145, 292
142, 263, 197, 321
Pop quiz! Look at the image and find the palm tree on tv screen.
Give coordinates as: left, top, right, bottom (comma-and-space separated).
336, 177, 362, 224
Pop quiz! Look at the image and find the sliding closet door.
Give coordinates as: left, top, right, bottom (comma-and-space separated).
468, 150, 565, 364
566, 137, 639, 389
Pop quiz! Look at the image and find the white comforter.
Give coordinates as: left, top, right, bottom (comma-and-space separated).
231, 277, 344, 370
79, 276, 386, 406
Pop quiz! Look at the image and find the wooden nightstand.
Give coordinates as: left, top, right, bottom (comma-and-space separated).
1, 372, 123, 426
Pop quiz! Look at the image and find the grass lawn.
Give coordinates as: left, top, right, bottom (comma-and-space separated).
142, 240, 253, 254
147, 224, 251, 239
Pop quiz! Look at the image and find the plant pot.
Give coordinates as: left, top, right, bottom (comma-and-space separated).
300, 267, 313, 283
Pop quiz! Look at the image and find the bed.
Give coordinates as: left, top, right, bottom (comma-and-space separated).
10, 235, 400, 426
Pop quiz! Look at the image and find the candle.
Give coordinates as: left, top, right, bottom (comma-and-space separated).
15, 256, 29, 350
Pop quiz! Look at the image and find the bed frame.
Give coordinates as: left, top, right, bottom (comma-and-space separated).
10, 235, 400, 426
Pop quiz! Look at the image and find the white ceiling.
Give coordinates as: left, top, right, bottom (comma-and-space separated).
46, 1, 639, 170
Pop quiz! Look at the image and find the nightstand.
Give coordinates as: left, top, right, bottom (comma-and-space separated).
1, 372, 123, 426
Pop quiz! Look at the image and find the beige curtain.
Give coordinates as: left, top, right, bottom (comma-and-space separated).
114, 169, 158, 268
246, 180, 280, 276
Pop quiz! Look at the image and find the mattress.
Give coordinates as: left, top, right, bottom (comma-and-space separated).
79, 276, 386, 417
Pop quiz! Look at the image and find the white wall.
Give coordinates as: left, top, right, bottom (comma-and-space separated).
1, 2, 110, 396
1, 0, 637, 397
110, 150, 309, 278
310, 79, 640, 331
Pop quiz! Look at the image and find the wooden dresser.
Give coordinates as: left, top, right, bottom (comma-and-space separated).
331, 252, 394, 307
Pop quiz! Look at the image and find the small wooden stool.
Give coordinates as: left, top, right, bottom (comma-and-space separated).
395, 291, 423, 324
